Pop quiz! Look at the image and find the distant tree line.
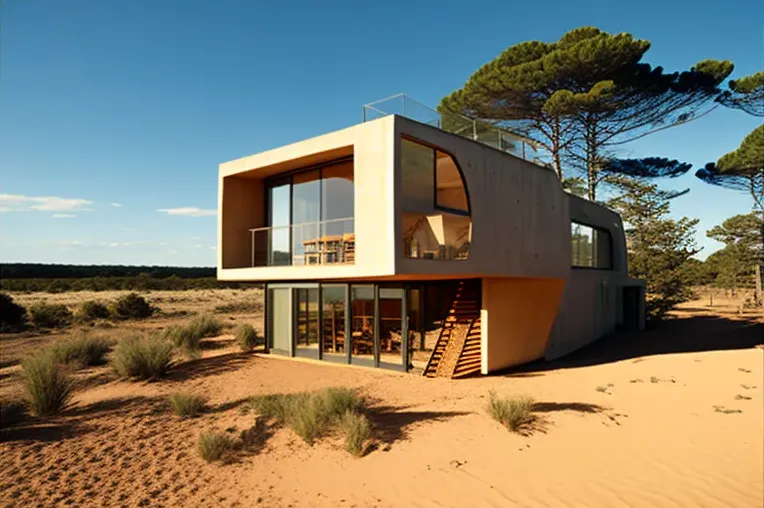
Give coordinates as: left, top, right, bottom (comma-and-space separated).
0, 264, 260, 293
0, 263, 217, 280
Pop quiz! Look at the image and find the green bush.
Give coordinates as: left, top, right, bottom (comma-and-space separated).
486, 392, 536, 433
249, 387, 367, 446
29, 303, 73, 328
111, 335, 174, 380
340, 410, 372, 457
51, 333, 112, 368
110, 293, 153, 320
0, 398, 27, 427
21, 351, 74, 416
168, 392, 207, 419
76, 300, 111, 322
198, 431, 236, 462
0, 293, 27, 332
235, 323, 260, 351
162, 315, 223, 359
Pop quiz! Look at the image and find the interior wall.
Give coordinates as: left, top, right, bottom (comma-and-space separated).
481, 277, 566, 373
220, 176, 264, 269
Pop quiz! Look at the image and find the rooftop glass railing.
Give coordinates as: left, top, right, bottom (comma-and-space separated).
362, 93, 540, 163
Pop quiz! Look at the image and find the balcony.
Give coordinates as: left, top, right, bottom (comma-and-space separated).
250, 217, 355, 267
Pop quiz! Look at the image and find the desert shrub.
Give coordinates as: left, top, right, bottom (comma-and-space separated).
198, 431, 236, 462
214, 300, 262, 314
0, 398, 27, 427
111, 335, 174, 380
168, 392, 207, 419
162, 315, 223, 359
29, 303, 72, 329
50, 333, 112, 368
110, 293, 153, 320
0, 293, 27, 332
76, 300, 110, 322
249, 387, 367, 446
21, 351, 74, 416
486, 392, 536, 433
340, 410, 372, 457
234, 324, 260, 352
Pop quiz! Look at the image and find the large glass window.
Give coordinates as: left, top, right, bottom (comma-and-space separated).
261, 158, 354, 266
379, 288, 404, 368
350, 286, 374, 363
401, 138, 471, 260
321, 285, 346, 360
267, 179, 291, 266
436, 151, 468, 213
571, 222, 612, 269
295, 288, 319, 357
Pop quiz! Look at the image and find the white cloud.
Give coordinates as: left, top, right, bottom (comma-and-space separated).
157, 207, 216, 217
57, 240, 83, 246
110, 202, 123, 208
167, 249, 179, 254
159, 242, 170, 246
52, 213, 76, 218
192, 244, 204, 249
209, 246, 216, 250
0, 193, 93, 213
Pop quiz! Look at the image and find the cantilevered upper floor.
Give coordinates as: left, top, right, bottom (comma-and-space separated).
218, 114, 626, 282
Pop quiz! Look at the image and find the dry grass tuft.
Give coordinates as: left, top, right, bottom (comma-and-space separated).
50, 332, 112, 368
198, 431, 236, 462
234, 323, 261, 352
486, 391, 536, 433
21, 350, 74, 416
111, 334, 174, 380
168, 392, 207, 418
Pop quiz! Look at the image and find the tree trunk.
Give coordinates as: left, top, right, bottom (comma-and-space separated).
552, 120, 562, 181
755, 264, 763, 307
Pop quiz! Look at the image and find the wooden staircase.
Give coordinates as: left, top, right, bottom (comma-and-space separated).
423, 280, 482, 379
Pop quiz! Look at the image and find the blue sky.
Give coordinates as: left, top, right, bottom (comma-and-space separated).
1, 0, 761, 267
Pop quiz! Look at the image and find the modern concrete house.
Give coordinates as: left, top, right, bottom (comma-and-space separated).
218, 104, 645, 378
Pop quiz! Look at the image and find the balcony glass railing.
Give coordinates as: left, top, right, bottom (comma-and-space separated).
249, 217, 355, 267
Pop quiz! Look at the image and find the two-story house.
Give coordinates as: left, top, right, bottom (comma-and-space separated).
218, 114, 645, 378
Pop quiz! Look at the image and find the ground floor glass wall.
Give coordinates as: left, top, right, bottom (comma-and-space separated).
265, 281, 468, 371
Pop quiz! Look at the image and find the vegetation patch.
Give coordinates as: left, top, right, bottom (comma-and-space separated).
340, 410, 373, 457
248, 387, 371, 454
0, 293, 27, 332
112, 334, 174, 380
29, 303, 73, 329
110, 293, 154, 320
713, 405, 743, 414
198, 431, 237, 462
51, 333, 112, 368
214, 300, 262, 314
734, 394, 752, 401
168, 392, 207, 419
234, 323, 261, 352
162, 315, 223, 358
75, 300, 111, 322
21, 350, 74, 417
486, 391, 536, 433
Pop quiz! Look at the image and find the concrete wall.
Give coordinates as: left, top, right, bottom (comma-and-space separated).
217, 116, 396, 281
544, 195, 640, 360
395, 117, 571, 281
481, 277, 566, 373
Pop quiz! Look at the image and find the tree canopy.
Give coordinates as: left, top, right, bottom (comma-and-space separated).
717, 71, 764, 117
696, 124, 764, 210
439, 27, 733, 199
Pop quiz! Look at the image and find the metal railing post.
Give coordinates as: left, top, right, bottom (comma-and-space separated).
251, 231, 255, 267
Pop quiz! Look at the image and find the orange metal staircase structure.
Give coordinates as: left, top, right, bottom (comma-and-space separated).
423, 280, 482, 379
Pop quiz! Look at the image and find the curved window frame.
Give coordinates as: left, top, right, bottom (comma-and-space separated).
401, 136, 472, 217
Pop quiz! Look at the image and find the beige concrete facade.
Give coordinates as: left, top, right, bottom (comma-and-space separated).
218, 115, 644, 374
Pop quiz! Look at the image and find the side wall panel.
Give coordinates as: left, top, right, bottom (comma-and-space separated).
220, 176, 264, 269
481, 277, 566, 373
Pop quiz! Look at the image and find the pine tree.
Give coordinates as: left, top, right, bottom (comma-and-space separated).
608, 178, 700, 320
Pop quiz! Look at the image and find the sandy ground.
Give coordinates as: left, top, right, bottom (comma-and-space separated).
1, 293, 762, 507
